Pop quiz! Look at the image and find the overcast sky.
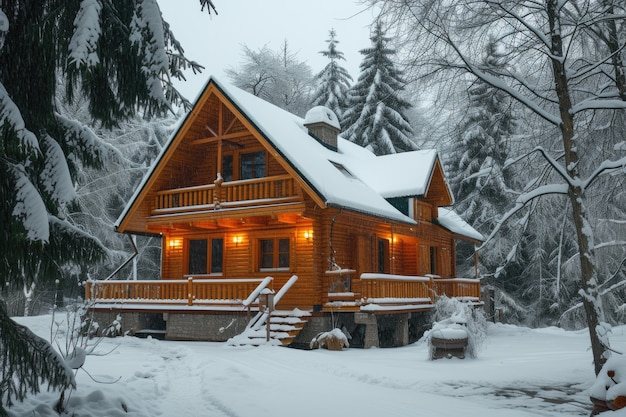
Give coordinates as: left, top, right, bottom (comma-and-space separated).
159, 0, 379, 100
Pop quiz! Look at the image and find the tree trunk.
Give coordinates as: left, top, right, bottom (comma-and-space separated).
547, 0, 608, 375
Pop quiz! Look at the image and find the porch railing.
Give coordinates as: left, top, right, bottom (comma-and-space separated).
432, 278, 481, 302
85, 277, 273, 307
85, 275, 481, 312
153, 174, 298, 212
324, 273, 481, 311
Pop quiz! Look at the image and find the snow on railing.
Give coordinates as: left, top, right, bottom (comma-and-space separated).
242, 276, 274, 307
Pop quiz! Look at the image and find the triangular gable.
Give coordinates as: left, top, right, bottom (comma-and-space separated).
118, 76, 452, 235
115, 79, 325, 235
423, 158, 454, 206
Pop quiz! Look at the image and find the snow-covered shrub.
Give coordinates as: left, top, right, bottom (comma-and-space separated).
428, 296, 487, 359
589, 355, 626, 413
310, 328, 350, 350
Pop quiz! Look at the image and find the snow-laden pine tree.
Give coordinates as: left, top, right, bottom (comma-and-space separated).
341, 21, 417, 155
0, 0, 211, 411
311, 29, 353, 122
447, 37, 519, 277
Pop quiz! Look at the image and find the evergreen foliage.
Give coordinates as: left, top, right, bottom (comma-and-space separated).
341, 21, 416, 155
311, 29, 353, 121
447, 38, 519, 277
0, 302, 75, 416
0, 0, 210, 410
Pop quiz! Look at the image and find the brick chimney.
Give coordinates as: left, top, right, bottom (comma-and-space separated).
304, 106, 340, 151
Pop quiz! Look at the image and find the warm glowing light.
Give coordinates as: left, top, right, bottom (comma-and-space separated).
304, 230, 313, 240
168, 238, 182, 249
232, 235, 243, 245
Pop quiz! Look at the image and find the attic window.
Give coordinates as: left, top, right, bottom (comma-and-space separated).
330, 161, 354, 178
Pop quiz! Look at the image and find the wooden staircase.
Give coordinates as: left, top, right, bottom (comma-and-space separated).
226, 309, 311, 347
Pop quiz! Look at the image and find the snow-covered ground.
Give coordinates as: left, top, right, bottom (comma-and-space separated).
7, 314, 621, 417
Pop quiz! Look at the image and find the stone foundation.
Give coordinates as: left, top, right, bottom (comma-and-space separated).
164, 313, 249, 341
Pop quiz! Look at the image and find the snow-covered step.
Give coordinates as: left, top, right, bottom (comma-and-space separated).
227, 309, 311, 347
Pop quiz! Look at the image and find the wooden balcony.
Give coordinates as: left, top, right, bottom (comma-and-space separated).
153, 174, 299, 214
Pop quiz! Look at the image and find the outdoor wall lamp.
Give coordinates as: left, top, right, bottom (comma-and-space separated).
168, 238, 183, 250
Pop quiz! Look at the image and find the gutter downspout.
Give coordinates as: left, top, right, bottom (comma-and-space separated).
105, 234, 139, 280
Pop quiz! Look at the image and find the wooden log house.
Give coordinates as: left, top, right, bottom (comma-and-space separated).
87, 77, 484, 348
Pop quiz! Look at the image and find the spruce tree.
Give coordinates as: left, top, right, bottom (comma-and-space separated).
447, 37, 518, 277
311, 29, 353, 121
341, 21, 416, 155
0, 0, 210, 412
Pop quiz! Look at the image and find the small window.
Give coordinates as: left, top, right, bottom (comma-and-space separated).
377, 238, 390, 274
330, 161, 354, 178
211, 238, 224, 273
259, 237, 290, 270
222, 155, 233, 182
241, 151, 266, 179
430, 247, 437, 275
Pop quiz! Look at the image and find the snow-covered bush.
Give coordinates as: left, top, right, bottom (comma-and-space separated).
428, 296, 487, 359
310, 328, 350, 350
589, 355, 626, 413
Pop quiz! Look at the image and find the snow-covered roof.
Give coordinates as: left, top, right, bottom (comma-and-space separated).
437, 208, 484, 242
213, 77, 439, 224
117, 76, 478, 238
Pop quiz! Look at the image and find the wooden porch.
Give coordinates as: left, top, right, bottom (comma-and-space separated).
85, 274, 481, 313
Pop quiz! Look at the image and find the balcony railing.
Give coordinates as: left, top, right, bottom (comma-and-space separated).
153, 174, 298, 213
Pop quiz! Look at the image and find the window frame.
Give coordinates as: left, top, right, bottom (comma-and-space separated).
185, 236, 224, 276
257, 236, 291, 272
220, 149, 266, 182
377, 237, 390, 274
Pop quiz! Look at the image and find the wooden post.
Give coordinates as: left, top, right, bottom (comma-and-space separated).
187, 277, 193, 306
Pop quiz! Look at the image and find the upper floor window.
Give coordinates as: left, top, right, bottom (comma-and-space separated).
241, 151, 266, 179
259, 237, 290, 270
221, 150, 266, 181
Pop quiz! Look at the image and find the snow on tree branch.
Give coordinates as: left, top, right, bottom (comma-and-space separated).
480, 183, 569, 250
130, 0, 171, 110
40, 135, 77, 211
0, 82, 39, 156
68, 0, 102, 68
0, 8, 8, 50
11, 165, 49, 243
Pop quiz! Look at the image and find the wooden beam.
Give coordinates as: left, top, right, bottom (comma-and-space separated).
217, 219, 240, 228
276, 213, 299, 224
191, 130, 251, 145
